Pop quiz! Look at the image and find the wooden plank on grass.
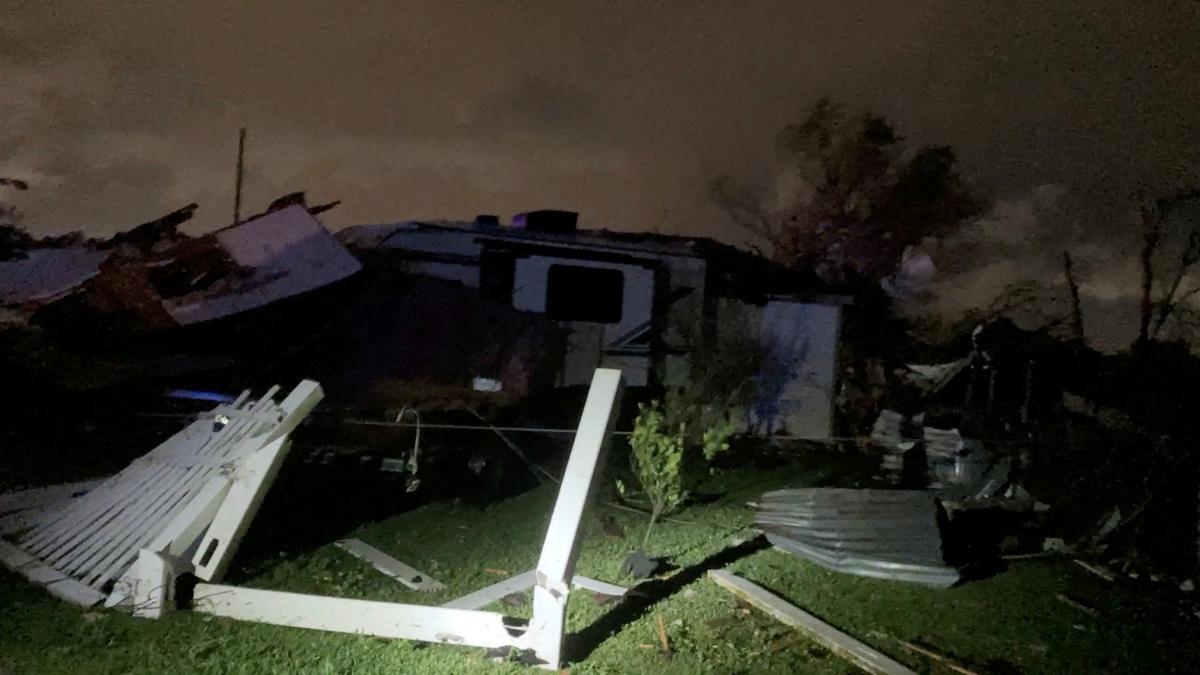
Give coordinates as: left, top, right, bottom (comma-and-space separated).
708, 569, 915, 675
336, 539, 444, 591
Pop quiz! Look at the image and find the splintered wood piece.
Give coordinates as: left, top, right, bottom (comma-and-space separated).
708, 569, 915, 675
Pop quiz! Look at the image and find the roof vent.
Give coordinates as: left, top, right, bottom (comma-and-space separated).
512, 210, 578, 234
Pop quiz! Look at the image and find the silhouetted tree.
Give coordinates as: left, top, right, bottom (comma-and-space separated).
712, 99, 985, 289
1134, 189, 1200, 348
0, 176, 32, 261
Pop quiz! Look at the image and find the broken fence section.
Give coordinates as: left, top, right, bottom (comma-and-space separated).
0, 380, 323, 607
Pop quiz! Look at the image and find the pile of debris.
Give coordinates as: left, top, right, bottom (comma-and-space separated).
755, 488, 960, 587
1, 193, 359, 332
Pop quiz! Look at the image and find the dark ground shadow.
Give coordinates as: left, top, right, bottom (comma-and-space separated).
563, 535, 771, 664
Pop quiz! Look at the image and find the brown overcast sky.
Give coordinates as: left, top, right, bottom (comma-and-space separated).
3, 1, 1200, 346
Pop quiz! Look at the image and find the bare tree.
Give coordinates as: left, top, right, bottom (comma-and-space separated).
1062, 251, 1085, 341
1134, 190, 1200, 348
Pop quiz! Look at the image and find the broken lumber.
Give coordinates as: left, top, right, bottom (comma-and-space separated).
335, 539, 444, 592
1056, 593, 1098, 616
1073, 559, 1116, 582
708, 569, 915, 675
900, 641, 981, 675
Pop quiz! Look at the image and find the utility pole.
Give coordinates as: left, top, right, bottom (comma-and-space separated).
233, 127, 247, 224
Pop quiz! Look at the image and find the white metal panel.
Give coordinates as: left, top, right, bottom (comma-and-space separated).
750, 301, 841, 440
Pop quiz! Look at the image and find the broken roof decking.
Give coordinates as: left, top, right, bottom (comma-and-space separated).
166, 205, 361, 325
0, 381, 323, 606
756, 488, 960, 587
0, 248, 110, 306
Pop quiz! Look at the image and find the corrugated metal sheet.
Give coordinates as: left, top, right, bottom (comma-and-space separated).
756, 488, 960, 587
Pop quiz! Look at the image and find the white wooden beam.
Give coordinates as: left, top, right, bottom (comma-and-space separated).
708, 569, 915, 675
193, 583, 525, 648
572, 575, 628, 597
441, 570, 537, 610
335, 539, 444, 592
191, 437, 291, 581
528, 368, 623, 669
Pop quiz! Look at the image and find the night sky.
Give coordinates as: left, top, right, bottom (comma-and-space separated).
4, 1, 1200, 347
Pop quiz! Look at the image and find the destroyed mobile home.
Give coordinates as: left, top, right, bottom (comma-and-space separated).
342, 209, 849, 439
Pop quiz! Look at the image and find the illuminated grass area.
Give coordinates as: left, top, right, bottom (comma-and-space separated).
2, 456, 1197, 674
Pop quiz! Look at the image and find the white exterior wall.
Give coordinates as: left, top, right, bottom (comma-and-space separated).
381, 229, 482, 287
512, 255, 654, 386
748, 300, 841, 439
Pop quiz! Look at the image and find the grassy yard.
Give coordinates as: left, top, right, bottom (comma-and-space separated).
2, 452, 1198, 674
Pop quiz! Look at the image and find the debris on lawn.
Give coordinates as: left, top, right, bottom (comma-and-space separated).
1056, 593, 1098, 616
899, 641, 981, 675
1074, 559, 1117, 582
755, 488, 960, 587
623, 549, 667, 579
334, 538, 444, 592
708, 569, 916, 675
655, 612, 671, 653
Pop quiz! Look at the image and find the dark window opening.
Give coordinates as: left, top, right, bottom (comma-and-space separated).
545, 264, 624, 323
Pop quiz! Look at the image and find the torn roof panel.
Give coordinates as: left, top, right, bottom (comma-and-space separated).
164, 205, 361, 325
0, 248, 110, 306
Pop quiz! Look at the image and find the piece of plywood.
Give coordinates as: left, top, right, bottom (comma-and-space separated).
336, 539, 444, 592
708, 569, 915, 675
193, 583, 524, 648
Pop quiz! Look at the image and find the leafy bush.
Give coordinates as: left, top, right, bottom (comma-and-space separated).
623, 393, 739, 547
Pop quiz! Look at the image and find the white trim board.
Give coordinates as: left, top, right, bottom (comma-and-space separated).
335, 539, 444, 592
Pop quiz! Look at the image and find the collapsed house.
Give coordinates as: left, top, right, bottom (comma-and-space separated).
342, 210, 850, 439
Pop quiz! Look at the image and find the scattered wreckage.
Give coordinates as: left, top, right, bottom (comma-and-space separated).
0, 369, 628, 670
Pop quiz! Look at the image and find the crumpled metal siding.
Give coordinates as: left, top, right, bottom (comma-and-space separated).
756, 488, 960, 587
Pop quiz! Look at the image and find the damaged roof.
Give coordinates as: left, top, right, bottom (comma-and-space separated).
0, 248, 110, 306
165, 205, 362, 325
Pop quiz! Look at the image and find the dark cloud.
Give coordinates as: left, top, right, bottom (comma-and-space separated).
2, 0, 1200, 345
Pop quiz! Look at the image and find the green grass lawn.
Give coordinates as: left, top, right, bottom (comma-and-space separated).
3, 453, 1198, 674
